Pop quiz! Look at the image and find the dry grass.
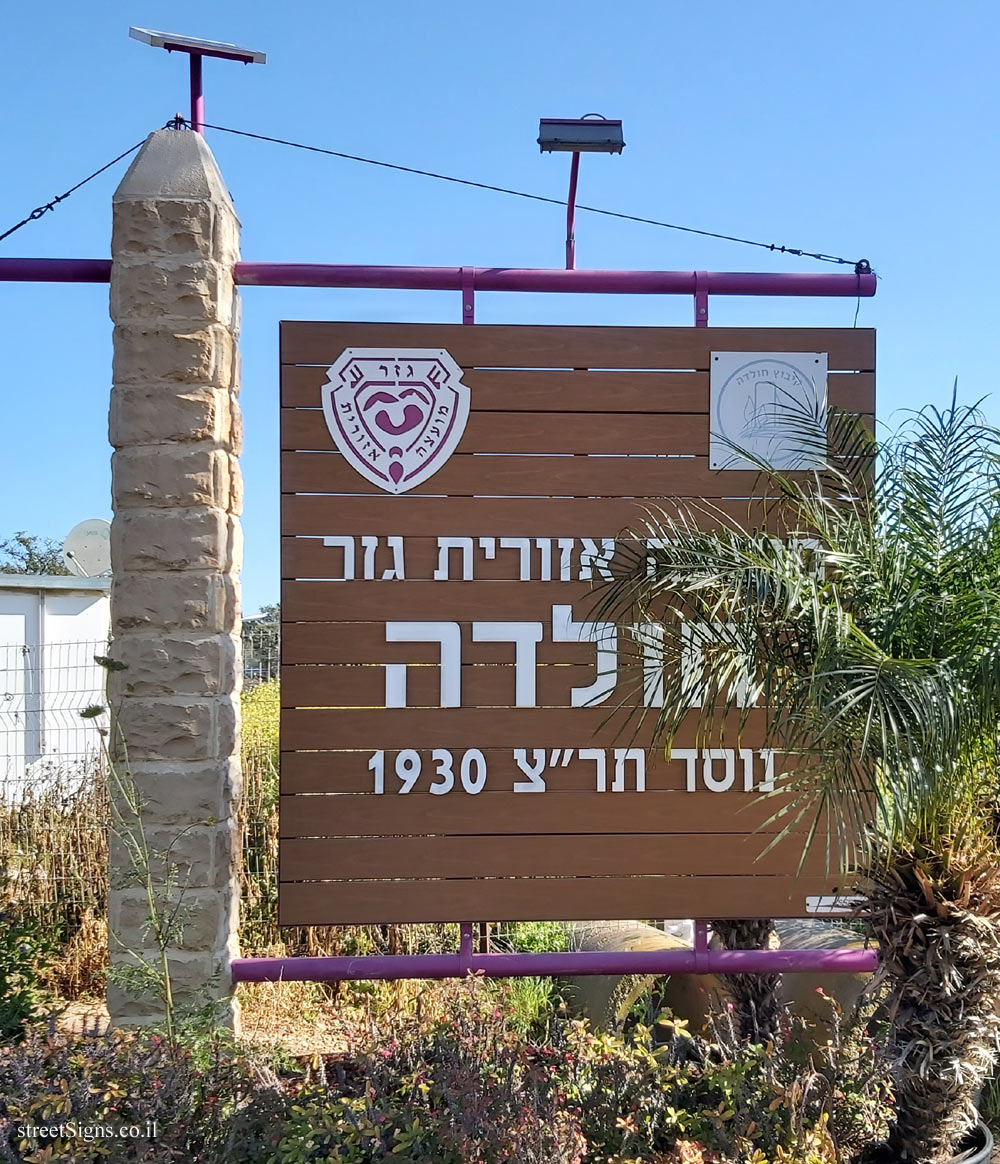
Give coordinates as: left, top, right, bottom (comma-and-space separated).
40, 908, 108, 1000
0, 762, 109, 999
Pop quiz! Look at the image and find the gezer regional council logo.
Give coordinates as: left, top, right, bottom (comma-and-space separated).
321, 349, 471, 494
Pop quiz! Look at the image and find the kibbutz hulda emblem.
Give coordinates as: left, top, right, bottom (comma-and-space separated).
321, 349, 471, 494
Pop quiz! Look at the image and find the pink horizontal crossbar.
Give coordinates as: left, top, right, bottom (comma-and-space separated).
0, 258, 876, 298
241, 265, 877, 297
231, 946, 878, 983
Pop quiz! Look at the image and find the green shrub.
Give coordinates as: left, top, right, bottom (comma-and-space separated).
0, 1025, 273, 1162
249, 979, 890, 1164
495, 919, 569, 953
0, 978, 893, 1164
0, 897, 52, 1043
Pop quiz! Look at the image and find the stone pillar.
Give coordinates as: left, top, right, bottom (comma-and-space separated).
107, 128, 242, 1029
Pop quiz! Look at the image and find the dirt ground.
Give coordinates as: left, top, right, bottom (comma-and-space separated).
57, 983, 362, 1057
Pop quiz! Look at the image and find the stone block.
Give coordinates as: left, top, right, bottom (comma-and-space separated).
111, 259, 235, 327
212, 214, 240, 271
214, 692, 242, 759
225, 515, 244, 573
211, 818, 241, 887
112, 446, 232, 509
105, 981, 160, 1024
227, 454, 244, 514
230, 295, 243, 349
127, 762, 228, 826
111, 572, 236, 633
109, 383, 229, 447
109, 818, 219, 883
111, 199, 216, 258
107, 633, 235, 696
107, 948, 239, 1028
112, 325, 233, 387
115, 696, 215, 761
111, 507, 230, 572
229, 393, 244, 454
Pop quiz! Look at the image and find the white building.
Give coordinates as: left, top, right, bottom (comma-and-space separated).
0, 574, 111, 786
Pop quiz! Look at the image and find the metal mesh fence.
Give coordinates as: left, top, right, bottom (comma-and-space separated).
0, 622, 282, 787
0, 628, 281, 947
0, 639, 108, 789
243, 616, 279, 688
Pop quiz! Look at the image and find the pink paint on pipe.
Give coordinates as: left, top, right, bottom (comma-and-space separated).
189, 54, 204, 135
0, 259, 113, 282
232, 264, 877, 297
231, 946, 877, 983
0, 259, 877, 299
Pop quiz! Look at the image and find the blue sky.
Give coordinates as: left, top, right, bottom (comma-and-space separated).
3, 1, 998, 612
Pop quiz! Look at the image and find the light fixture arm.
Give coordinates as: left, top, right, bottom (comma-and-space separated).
566, 152, 581, 270
539, 113, 623, 270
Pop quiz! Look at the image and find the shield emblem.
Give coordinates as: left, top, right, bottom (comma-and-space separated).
321, 349, 471, 494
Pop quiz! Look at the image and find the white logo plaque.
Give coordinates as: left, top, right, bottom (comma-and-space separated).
710, 352, 828, 471
322, 348, 471, 494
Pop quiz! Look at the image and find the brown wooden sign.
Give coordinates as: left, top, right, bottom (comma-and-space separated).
279, 322, 875, 925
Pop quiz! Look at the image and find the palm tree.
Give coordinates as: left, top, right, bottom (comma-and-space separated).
597, 395, 1000, 1162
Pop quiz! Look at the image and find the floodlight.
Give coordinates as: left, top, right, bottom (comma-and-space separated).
129, 27, 266, 64
538, 114, 625, 269
538, 116, 625, 154
129, 26, 266, 135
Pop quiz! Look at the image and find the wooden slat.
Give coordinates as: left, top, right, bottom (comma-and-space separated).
283, 366, 708, 411
278, 786, 791, 836
281, 408, 710, 455
280, 706, 769, 750
281, 620, 599, 664
281, 663, 629, 708
278, 744, 792, 794
280, 451, 780, 499
278, 874, 848, 925
280, 322, 876, 373
283, 580, 609, 622
282, 364, 875, 414
281, 495, 782, 538
281, 536, 679, 583
280, 833, 837, 879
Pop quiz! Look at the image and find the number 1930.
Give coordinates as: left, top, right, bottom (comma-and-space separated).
368, 749, 487, 795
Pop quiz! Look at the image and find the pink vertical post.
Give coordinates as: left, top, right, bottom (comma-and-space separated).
189, 53, 204, 135
695, 270, 709, 326
694, 921, 710, 972
459, 922, 475, 973
461, 266, 475, 324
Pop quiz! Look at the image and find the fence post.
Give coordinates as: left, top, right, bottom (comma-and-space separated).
107, 127, 243, 1029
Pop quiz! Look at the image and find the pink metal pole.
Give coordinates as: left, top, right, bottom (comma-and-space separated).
0, 259, 112, 282
566, 152, 581, 270
230, 264, 877, 298
231, 945, 877, 983
0, 258, 877, 300
189, 54, 204, 135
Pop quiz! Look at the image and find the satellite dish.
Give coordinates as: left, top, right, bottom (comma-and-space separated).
62, 519, 112, 578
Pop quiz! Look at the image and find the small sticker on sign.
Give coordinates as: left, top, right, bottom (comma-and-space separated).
805, 895, 866, 915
